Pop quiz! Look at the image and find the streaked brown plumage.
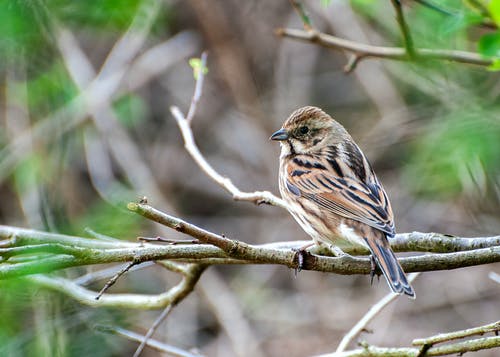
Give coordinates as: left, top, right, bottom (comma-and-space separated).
271, 106, 415, 298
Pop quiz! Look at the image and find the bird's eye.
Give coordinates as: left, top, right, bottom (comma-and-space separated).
299, 126, 309, 135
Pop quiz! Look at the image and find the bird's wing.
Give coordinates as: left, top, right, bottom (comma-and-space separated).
285, 148, 395, 237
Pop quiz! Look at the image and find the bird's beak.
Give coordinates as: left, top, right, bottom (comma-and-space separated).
270, 128, 289, 141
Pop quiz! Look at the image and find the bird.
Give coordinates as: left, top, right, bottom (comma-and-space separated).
270, 106, 415, 298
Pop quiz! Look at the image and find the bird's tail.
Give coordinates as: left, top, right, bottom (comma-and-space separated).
364, 233, 415, 299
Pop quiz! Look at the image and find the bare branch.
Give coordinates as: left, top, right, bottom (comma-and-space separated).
74, 262, 156, 286
317, 336, 500, 357
133, 305, 173, 357
96, 325, 202, 357
389, 232, 500, 253
412, 320, 500, 347
336, 273, 421, 353
95, 261, 140, 300
343, 54, 364, 73
1, 220, 500, 281
169, 53, 286, 208
27, 263, 205, 309
170, 105, 286, 207
276, 27, 496, 67
186, 51, 208, 123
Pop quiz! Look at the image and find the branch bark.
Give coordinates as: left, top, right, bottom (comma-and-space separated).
317, 336, 500, 357
1, 208, 499, 281
276, 28, 496, 67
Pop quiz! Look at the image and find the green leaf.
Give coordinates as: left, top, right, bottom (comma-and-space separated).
478, 31, 500, 57
487, 58, 500, 71
321, 0, 332, 7
13, 154, 42, 194
189, 57, 208, 80
405, 109, 500, 198
488, 0, 500, 25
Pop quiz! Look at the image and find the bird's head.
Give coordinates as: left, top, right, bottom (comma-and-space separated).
270, 106, 349, 156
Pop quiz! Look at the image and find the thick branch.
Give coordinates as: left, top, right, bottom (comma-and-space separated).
276, 28, 496, 66
390, 232, 500, 253
318, 336, 500, 357
1, 221, 500, 280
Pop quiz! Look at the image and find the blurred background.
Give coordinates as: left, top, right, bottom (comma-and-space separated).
0, 0, 499, 356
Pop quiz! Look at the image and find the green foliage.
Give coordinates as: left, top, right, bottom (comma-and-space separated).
25, 62, 78, 116
478, 31, 500, 57
189, 57, 209, 80
405, 108, 500, 197
48, 0, 143, 31
74, 200, 141, 240
12, 154, 44, 194
113, 94, 148, 128
0, 2, 50, 69
488, 0, 500, 25
0, 280, 132, 356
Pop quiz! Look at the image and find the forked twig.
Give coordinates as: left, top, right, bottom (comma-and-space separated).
96, 325, 202, 357
133, 305, 174, 357
334, 273, 421, 353
169, 53, 286, 208
95, 261, 139, 300
280, 1, 496, 68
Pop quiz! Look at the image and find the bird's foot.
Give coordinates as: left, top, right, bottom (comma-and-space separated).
369, 255, 380, 285
292, 242, 315, 275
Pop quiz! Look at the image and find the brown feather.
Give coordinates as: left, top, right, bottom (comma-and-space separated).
274, 106, 415, 297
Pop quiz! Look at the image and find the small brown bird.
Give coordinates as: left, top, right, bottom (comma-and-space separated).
271, 106, 415, 298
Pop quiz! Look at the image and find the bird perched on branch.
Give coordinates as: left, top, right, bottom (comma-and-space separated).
271, 106, 415, 298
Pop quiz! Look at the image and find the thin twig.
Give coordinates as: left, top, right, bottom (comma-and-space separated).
28, 264, 206, 309
155, 260, 190, 275
186, 51, 207, 123
133, 304, 174, 357
74, 262, 156, 286
138, 236, 200, 245
169, 52, 286, 208
413, 320, 500, 346
335, 273, 421, 353
84, 227, 121, 242
489, 271, 500, 284
318, 336, 500, 356
412, 0, 456, 16
95, 261, 140, 300
96, 325, 202, 357
171, 107, 286, 207
276, 27, 496, 67
413, 0, 495, 29
390, 0, 416, 58
343, 54, 364, 74
289, 0, 312, 30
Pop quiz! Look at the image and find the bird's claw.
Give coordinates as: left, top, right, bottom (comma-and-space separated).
292, 248, 310, 276
369, 255, 380, 285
